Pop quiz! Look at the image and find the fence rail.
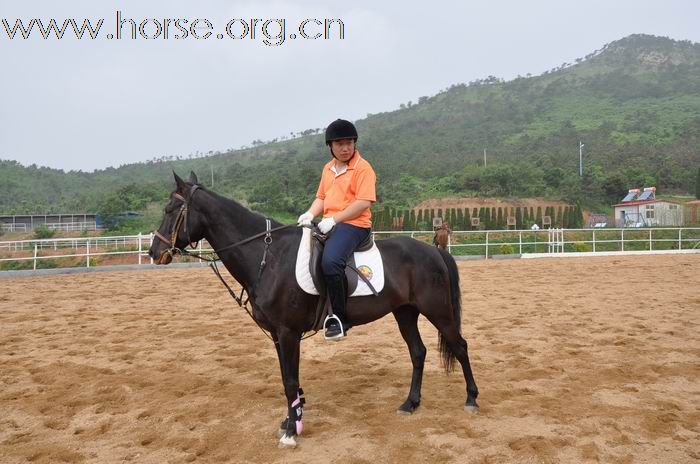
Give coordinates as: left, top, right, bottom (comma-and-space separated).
0, 222, 100, 232
374, 227, 700, 257
1, 223, 27, 232
1, 227, 699, 271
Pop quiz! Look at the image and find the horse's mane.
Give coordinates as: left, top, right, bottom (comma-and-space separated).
191, 183, 284, 228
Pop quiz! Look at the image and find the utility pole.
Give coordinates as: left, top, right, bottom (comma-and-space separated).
483, 149, 487, 167
579, 141, 585, 177
211, 165, 214, 187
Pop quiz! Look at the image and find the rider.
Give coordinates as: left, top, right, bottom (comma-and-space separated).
297, 119, 376, 340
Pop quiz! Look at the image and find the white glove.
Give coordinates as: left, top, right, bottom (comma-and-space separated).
297, 211, 314, 226
318, 217, 336, 234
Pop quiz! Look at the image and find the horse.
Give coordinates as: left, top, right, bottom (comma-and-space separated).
433, 222, 451, 250
148, 172, 479, 448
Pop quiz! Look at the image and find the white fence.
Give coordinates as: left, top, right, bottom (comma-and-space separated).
0, 233, 203, 271
1, 223, 28, 232
0, 222, 100, 232
374, 227, 700, 257
1, 227, 699, 271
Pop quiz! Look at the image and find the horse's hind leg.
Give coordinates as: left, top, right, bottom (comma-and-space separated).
393, 305, 426, 415
454, 335, 479, 412
442, 324, 479, 412
426, 314, 479, 412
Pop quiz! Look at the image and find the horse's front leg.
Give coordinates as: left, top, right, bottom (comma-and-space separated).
275, 328, 304, 448
273, 334, 305, 439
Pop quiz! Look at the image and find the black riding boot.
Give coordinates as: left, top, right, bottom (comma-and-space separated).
324, 274, 351, 339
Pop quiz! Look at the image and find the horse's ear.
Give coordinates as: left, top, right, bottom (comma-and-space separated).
173, 171, 187, 192
189, 171, 199, 184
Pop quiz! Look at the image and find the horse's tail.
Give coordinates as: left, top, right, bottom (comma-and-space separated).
437, 247, 461, 373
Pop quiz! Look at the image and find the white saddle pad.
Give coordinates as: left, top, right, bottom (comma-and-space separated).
295, 227, 384, 297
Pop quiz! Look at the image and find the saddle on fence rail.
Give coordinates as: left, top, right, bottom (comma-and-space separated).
295, 226, 384, 297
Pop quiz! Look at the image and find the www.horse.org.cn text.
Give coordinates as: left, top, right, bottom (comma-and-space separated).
1, 11, 345, 47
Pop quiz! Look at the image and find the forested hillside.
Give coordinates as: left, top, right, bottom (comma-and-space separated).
2, 34, 699, 224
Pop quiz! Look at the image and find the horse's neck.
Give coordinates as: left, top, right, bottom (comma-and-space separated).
197, 191, 267, 289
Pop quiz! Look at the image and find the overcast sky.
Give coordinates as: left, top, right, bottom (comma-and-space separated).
1, 0, 698, 172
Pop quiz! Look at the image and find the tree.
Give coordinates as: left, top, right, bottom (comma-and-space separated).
515, 207, 523, 229
417, 209, 423, 229
535, 206, 543, 226
383, 207, 392, 230
409, 209, 416, 231
373, 209, 384, 230
33, 225, 55, 239
574, 204, 584, 228
497, 207, 504, 229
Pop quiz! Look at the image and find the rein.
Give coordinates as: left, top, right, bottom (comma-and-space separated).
153, 185, 319, 341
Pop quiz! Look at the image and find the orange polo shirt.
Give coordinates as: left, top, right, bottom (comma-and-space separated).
315, 150, 376, 228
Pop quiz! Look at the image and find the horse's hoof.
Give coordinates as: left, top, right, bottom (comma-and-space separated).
275, 428, 286, 439
396, 409, 412, 416
464, 404, 479, 414
278, 433, 297, 449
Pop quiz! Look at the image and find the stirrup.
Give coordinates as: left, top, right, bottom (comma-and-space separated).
323, 314, 345, 340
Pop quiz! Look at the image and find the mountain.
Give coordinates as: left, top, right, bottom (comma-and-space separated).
1, 34, 699, 220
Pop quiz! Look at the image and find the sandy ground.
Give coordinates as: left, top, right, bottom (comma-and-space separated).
0, 254, 698, 464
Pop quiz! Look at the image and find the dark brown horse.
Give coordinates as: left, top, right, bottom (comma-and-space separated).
148, 172, 479, 448
433, 222, 451, 250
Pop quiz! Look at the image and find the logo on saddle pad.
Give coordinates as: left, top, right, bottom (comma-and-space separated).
357, 265, 373, 280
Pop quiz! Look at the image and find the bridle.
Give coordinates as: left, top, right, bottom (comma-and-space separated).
151, 183, 317, 340
153, 185, 201, 263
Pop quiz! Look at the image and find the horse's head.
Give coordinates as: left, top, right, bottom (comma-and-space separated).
148, 171, 207, 265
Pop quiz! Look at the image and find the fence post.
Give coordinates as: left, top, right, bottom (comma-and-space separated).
86, 239, 90, 268
592, 229, 596, 253
561, 228, 565, 253
649, 229, 652, 251
621, 229, 624, 252
33, 244, 38, 270
519, 231, 522, 255
138, 233, 142, 265
447, 234, 451, 254
199, 240, 204, 267
485, 231, 489, 259
149, 233, 154, 264
678, 228, 682, 250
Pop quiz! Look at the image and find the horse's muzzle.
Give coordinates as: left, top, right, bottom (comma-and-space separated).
155, 250, 173, 265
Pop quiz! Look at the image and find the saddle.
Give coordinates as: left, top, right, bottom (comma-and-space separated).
308, 225, 378, 297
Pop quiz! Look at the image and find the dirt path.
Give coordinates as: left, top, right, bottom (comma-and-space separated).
1, 254, 698, 463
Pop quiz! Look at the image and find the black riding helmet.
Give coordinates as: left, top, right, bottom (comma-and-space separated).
325, 119, 358, 145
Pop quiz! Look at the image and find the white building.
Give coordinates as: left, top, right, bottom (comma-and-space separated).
613, 187, 683, 227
